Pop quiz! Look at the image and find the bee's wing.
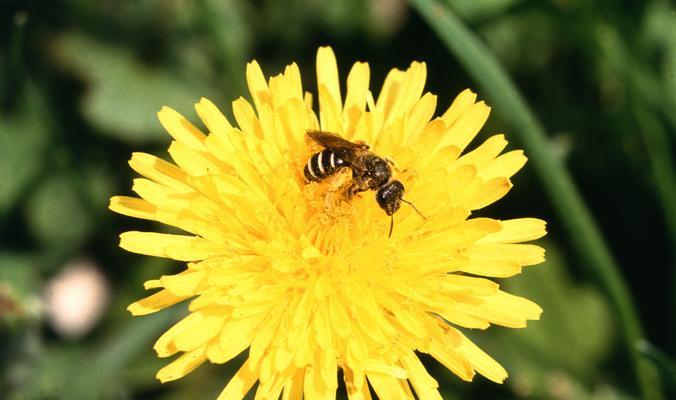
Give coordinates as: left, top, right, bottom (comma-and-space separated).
307, 130, 369, 151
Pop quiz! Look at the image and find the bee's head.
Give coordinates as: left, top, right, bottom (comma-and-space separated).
376, 180, 404, 216
376, 180, 426, 238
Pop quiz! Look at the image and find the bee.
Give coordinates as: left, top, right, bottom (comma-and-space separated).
304, 130, 424, 237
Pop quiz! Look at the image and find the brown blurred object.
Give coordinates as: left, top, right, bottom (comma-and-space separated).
0, 284, 22, 317
370, 0, 408, 35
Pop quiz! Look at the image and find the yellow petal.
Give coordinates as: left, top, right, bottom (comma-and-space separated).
456, 134, 507, 169
167, 141, 218, 176
127, 289, 188, 316
282, 62, 304, 105
158, 106, 206, 151
436, 306, 491, 330
440, 88, 477, 126
375, 68, 405, 117
173, 314, 223, 352
343, 61, 370, 131
480, 149, 527, 180
384, 61, 427, 127
345, 368, 372, 400
441, 101, 490, 152
457, 333, 508, 383
367, 373, 414, 400
119, 231, 219, 261
475, 242, 545, 266
195, 97, 233, 138
316, 46, 342, 130
109, 196, 156, 220
249, 311, 282, 370
303, 360, 336, 400
255, 370, 286, 400
412, 120, 456, 170
281, 368, 305, 400
402, 92, 437, 145
326, 296, 351, 338
129, 152, 193, 193
160, 270, 208, 296
143, 279, 162, 289
399, 350, 442, 400
156, 344, 207, 383
214, 316, 264, 363
246, 60, 271, 112
428, 341, 475, 382
478, 218, 547, 244
217, 360, 258, 400
363, 362, 407, 379
313, 304, 333, 350
131, 178, 172, 205
319, 348, 339, 392
460, 243, 545, 277
466, 177, 513, 210
439, 274, 499, 296
232, 97, 263, 138
304, 91, 313, 111
459, 290, 543, 328
317, 84, 342, 133
154, 312, 204, 356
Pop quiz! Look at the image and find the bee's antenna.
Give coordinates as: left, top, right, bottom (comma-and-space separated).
401, 198, 426, 220
388, 215, 394, 238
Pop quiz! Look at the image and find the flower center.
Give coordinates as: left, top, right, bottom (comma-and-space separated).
303, 168, 361, 253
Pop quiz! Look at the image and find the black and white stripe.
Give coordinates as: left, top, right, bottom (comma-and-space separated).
304, 150, 345, 182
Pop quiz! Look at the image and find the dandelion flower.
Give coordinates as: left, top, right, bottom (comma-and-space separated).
110, 47, 546, 399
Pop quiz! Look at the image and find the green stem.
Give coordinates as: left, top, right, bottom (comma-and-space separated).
409, 0, 661, 399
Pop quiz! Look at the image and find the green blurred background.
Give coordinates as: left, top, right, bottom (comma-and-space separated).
1, 0, 674, 399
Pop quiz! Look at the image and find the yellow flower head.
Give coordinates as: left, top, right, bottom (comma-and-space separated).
110, 47, 546, 399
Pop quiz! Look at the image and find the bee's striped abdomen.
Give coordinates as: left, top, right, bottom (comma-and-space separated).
304, 150, 346, 182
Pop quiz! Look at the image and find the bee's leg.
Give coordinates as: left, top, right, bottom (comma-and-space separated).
345, 183, 360, 199
345, 181, 370, 199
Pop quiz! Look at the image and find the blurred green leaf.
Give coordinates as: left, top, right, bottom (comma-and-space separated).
81, 163, 116, 213
61, 308, 181, 399
480, 10, 556, 72
643, 1, 676, 108
24, 174, 92, 250
256, 0, 370, 43
8, 308, 182, 399
596, 18, 676, 137
0, 253, 40, 298
52, 33, 205, 143
0, 90, 50, 218
198, 0, 252, 95
7, 345, 78, 400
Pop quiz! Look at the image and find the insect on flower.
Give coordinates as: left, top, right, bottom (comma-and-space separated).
304, 129, 425, 237
110, 46, 547, 400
